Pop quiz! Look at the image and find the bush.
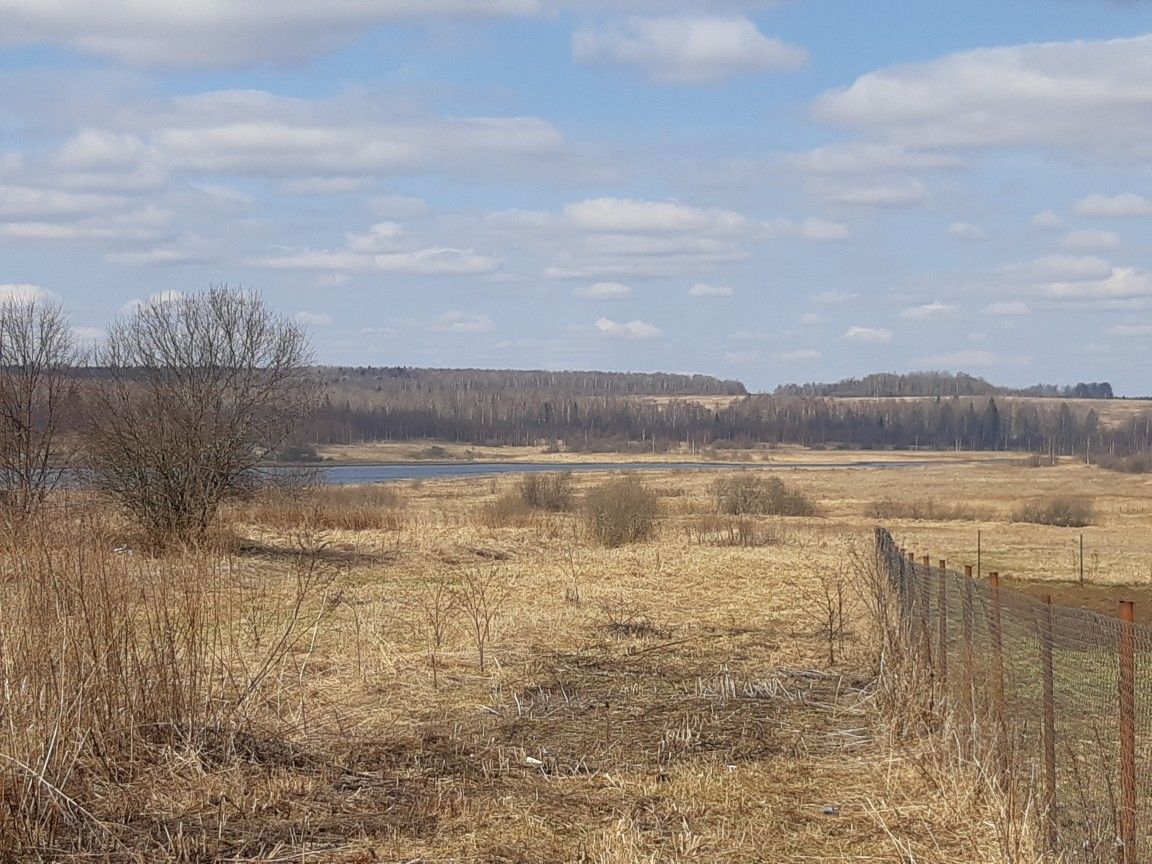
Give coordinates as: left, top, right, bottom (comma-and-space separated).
713, 475, 816, 517
584, 475, 659, 547
687, 514, 780, 547
518, 472, 574, 511
482, 491, 535, 527
1098, 453, 1152, 474
1012, 496, 1095, 527
866, 497, 992, 522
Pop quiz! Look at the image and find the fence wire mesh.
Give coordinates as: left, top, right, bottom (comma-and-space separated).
876, 528, 1150, 863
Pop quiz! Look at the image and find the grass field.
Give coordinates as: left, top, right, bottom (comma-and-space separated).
12, 452, 1150, 861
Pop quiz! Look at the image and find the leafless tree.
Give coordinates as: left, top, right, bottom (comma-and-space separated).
86, 287, 315, 547
0, 297, 78, 519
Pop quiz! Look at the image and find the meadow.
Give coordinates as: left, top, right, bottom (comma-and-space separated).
7, 452, 1147, 862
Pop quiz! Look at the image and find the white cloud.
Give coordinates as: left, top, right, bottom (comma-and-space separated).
0, 283, 55, 304
799, 312, 823, 325
434, 311, 495, 334
1109, 324, 1152, 337
812, 290, 858, 306
575, 281, 632, 299
595, 317, 661, 339
1074, 193, 1152, 218
723, 349, 760, 364
814, 35, 1152, 165
820, 177, 927, 207
294, 311, 333, 327
1038, 266, 1152, 301
565, 197, 745, 234
246, 246, 499, 275
982, 301, 1030, 316
689, 282, 733, 297
120, 290, 184, 315
0, 0, 540, 66
947, 221, 985, 241
573, 16, 807, 84
842, 326, 892, 344
774, 349, 822, 362
1031, 210, 1062, 230
794, 142, 962, 175
900, 302, 957, 320
1060, 229, 1122, 251
1022, 254, 1114, 282
921, 349, 1000, 368
763, 217, 850, 241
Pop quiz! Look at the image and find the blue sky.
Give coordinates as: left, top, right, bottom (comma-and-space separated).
3, 1, 1152, 393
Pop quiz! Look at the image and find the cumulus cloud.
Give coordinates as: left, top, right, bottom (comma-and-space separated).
723, 350, 760, 364
1074, 193, 1152, 218
982, 301, 1030, 316
0, 283, 55, 304
0, 0, 540, 66
434, 311, 495, 334
842, 326, 892, 344
814, 35, 1152, 165
819, 177, 927, 207
763, 217, 850, 241
1060, 229, 1122, 251
294, 311, 333, 327
594, 317, 661, 339
773, 349, 822, 362
1109, 324, 1152, 337
900, 302, 957, 320
575, 282, 632, 299
689, 282, 733, 297
811, 290, 858, 306
947, 221, 986, 241
1031, 210, 1063, 230
247, 247, 499, 275
573, 16, 807, 84
120, 290, 184, 314
565, 197, 745, 234
1038, 266, 1152, 301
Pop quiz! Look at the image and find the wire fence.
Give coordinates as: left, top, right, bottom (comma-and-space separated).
875, 527, 1151, 864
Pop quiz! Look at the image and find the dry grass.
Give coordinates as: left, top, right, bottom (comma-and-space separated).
5, 456, 1117, 861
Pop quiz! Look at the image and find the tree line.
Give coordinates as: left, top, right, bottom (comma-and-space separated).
774, 371, 1115, 399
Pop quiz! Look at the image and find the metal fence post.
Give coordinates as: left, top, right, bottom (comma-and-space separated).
938, 559, 948, 691
988, 571, 1008, 781
1040, 594, 1056, 852
963, 565, 974, 723
1119, 600, 1137, 864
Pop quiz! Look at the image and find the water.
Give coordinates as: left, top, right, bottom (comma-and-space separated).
316, 458, 950, 485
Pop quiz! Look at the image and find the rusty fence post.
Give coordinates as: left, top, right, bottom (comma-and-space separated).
938, 559, 949, 692
963, 565, 975, 723
921, 555, 933, 672
1119, 600, 1137, 864
1040, 595, 1057, 852
988, 571, 1008, 781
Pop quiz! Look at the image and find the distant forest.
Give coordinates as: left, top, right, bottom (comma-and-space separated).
299, 367, 1149, 458
774, 371, 1114, 399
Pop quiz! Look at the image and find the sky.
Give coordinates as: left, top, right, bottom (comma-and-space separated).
3, 1, 1152, 393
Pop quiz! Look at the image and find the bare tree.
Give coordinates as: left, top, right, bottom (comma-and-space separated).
0, 297, 78, 519
86, 287, 315, 547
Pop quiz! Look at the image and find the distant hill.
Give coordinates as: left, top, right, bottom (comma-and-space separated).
774, 372, 1113, 400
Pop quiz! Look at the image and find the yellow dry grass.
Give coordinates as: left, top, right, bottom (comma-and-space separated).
18, 454, 1129, 861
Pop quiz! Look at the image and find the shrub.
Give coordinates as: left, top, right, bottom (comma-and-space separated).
866, 497, 992, 522
584, 475, 659, 547
1098, 453, 1152, 474
482, 491, 535, 527
518, 472, 574, 511
686, 514, 780, 547
713, 474, 816, 517
1012, 496, 1094, 527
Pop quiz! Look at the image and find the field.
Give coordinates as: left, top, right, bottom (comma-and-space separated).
11, 453, 1152, 861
